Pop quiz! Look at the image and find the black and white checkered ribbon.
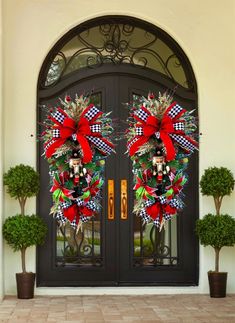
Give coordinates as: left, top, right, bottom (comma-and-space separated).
127, 137, 138, 151
173, 122, 185, 131
135, 127, 143, 135
60, 201, 71, 209
164, 214, 172, 221
52, 129, 60, 138
144, 200, 155, 207
90, 124, 101, 133
158, 196, 167, 204
70, 219, 77, 230
170, 133, 196, 152
153, 218, 160, 228
80, 215, 90, 223
55, 211, 67, 225
140, 209, 150, 223
51, 110, 66, 125
87, 136, 113, 155
134, 108, 149, 122
44, 139, 56, 152
86, 200, 98, 211
168, 103, 184, 119
84, 106, 101, 121
76, 198, 84, 207
169, 198, 182, 209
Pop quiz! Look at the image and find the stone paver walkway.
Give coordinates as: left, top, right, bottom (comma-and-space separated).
0, 295, 235, 322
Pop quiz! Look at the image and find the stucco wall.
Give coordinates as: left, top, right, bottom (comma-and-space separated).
0, 0, 3, 302
2, 0, 235, 295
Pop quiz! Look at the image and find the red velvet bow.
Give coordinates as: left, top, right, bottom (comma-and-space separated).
129, 114, 176, 161
146, 203, 162, 220
146, 202, 177, 221
164, 204, 177, 215
46, 117, 93, 163
63, 204, 93, 223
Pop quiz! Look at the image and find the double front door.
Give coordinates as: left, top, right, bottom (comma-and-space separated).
37, 66, 198, 286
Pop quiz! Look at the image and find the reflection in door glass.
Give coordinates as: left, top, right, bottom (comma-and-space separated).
56, 217, 102, 267
132, 93, 178, 267
56, 92, 103, 267
133, 216, 178, 266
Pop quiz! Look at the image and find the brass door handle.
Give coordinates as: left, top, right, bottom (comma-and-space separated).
121, 179, 128, 220
108, 179, 114, 220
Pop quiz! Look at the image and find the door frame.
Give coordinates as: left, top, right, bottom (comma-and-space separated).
37, 64, 199, 287
37, 15, 198, 287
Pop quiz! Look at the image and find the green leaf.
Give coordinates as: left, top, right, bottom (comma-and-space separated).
81, 191, 90, 199
135, 187, 142, 199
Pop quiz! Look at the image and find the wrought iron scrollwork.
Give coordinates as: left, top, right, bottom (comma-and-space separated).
56, 218, 102, 267
42, 21, 190, 89
133, 219, 178, 267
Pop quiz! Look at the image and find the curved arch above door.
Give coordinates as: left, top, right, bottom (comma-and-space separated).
38, 16, 197, 94
37, 16, 198, 287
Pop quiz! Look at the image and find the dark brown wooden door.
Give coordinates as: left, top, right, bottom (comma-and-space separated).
37, 65, 198, 286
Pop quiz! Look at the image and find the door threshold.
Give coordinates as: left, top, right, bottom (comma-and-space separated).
35, 286, 201, 296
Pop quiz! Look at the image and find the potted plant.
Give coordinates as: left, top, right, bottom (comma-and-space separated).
3, 164, 47, 299
196, 167, 235, 297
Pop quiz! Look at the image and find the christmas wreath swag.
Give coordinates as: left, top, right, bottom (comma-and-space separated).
41, 94, 115, 231
126, 92, 198, 230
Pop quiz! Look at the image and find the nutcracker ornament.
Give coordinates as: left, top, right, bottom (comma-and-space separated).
69, 149, 87, 183
152, 146, 170, 183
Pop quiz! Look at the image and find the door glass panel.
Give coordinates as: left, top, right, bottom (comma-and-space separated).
56, 92, 103, 267
44, 22, 189, 89
131, 93, 178, 267
56, 217, 102, 267
133, 217, 178, 266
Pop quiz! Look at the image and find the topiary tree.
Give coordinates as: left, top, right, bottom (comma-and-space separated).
3, 164, 39, 216
3, 164, 47, 273
200, 167, 234, 215
196, 214, 235, 272
196, 166, 235, 272
3, 214, 47, 273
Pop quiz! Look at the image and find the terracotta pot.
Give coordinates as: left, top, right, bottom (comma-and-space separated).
208, 271, 227, 298
16, 272, 36, 299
